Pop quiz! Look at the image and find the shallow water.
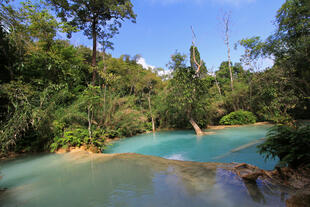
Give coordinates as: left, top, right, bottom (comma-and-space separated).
0, 153, 289, 207
0, 126, 286, 207
105, 125, 278, 170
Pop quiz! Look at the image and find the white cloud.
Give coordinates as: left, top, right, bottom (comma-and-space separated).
158, 69, 172, 78
136, 57, 173, 79
136, 57, 156, 69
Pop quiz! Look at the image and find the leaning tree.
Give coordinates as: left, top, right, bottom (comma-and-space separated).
167, 49, 209, 136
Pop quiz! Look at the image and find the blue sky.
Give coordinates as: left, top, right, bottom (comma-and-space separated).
68, 0, 284, 70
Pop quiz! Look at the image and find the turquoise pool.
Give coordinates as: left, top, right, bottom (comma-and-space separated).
0, 153, 289, 207
0, 125, 287, 207
105, 125, 278, 170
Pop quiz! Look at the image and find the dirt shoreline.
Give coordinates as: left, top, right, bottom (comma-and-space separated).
206, 122, 272, 130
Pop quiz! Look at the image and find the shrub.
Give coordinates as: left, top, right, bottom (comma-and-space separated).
219, 110, 256, 125
103, 128, 121, 138
50, 128, 105, 152
258, 124, 310, 169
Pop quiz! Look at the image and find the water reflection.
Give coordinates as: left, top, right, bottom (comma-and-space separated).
0, 152, 294, 207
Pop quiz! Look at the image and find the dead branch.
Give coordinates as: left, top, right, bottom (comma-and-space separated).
191, 26, 203, 74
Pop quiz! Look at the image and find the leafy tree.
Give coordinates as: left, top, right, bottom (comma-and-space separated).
237, 36, 266, 71
140, 70, 162, 132
190, 45, 207, 77
215, 61, 250, 112
270, 0, 310, 118
239, 0, 310, 121
166, 51, 210, 135
48, 0, 136, 84
251, 67, 298, 124
18, 0, 77, 50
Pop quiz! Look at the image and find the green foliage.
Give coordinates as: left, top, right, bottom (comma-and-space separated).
190, 45, 207, 77
239, 0, 310, 121
50, 128, 105, 152
19, 0, 77, 49
219, 110, 256, 125
164, 51, 211, 129
103, 96, 149, 137
237, 36, 266, 61
48, 0, 137, 85
48, 0, 136, 39
258, 124, 310, 168
251, 67, 298, 124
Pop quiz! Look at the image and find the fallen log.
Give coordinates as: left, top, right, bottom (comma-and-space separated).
213, 138, 265, 160
230, 138, 265, 153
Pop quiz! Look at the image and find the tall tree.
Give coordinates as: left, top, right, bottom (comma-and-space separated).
167, 52, 209, 135
48, 0, 136, 85
238, 0, 310, 120
190, 26, 207, 76
222, 11, 234, 92
269, 0, 310, 101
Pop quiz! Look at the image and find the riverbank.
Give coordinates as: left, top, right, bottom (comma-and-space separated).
0, 122, 272, 159
206, 122, 272, 130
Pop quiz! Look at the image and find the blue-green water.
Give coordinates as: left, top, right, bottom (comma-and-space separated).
0, 153, 289, 207
0, 125, 287, 207
105, 125, 278, 170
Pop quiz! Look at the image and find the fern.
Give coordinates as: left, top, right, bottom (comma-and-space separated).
258, 124, 310, 168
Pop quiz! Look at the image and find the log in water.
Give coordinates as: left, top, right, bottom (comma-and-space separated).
105, 125, 278, 170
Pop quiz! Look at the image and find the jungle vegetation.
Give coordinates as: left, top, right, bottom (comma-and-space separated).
0, 0, 309, 168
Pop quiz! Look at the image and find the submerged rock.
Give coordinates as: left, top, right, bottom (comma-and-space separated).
286, 193, 310, 207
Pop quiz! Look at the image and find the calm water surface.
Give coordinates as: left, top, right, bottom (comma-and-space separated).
0, 125, 286, 207
0, 153, 288, 207
105, 125, 278, 170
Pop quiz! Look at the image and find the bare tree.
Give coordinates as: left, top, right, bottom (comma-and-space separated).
189, 26, 206, 136
191, 26, 203, 74
222, 11, 234, 91
211, 67, 222, 96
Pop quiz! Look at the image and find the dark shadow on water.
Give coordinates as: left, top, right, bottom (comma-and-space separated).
244, 180, 266, 204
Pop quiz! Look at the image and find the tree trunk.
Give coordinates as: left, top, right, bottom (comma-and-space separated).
102, 50, 107, 117
91, 21, 97, 85
223, 13, 234, 92
88, 105, 92, 139
103, 85, 107, 115
147, 91, 155, 132
189, 117, 204, 136
214, 74, 222, 96
227, 42, 234, 92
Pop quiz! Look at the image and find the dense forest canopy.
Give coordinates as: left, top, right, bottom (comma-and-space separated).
0, 0, 309, 168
